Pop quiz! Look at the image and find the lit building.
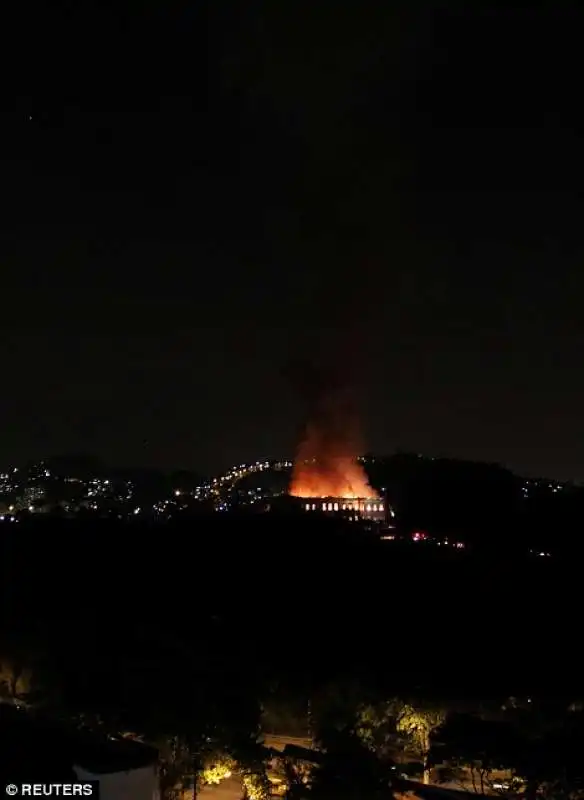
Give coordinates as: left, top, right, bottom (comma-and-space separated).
300, 496, 387, 522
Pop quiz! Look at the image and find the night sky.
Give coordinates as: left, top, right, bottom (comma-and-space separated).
2, 2, 584, 479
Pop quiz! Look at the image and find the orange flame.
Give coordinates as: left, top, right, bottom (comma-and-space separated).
289, 421, 378, 500
287, 357, 377, 500
289, 455, 376, 499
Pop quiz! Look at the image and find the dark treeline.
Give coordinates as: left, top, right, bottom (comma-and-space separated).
367, 453, 583, 556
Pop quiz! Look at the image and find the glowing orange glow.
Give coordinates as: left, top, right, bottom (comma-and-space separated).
288, 359, 378, 500
290, 454, 377, 499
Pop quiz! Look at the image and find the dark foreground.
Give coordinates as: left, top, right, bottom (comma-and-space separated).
1, 516, 580, 700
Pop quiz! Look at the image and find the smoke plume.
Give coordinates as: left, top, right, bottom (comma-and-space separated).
288, 358, 377, 499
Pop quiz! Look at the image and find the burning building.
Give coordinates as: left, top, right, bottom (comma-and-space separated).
287, 360, 387, 523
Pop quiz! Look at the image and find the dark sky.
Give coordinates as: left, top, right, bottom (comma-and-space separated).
1, 2, 584, 479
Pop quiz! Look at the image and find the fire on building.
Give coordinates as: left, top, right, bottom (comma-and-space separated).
289, 454, 387, 522
287, 357, 388, 522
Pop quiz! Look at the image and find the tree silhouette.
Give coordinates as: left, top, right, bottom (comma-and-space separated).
309, 726, 397, 800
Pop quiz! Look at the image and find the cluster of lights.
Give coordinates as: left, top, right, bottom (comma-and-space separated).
194, 460, 293, 506
522, 479, 565, 498
86, 478, 111, 498
151, 493, 202, 519
381, 531, 465, 549
0, 467, 20, 494
412, 531, 465, 548
0, 460, 138, 519
153, 498, 180, 516
436, 539, 465, 549
304, 500, 385, 513
0, 461, 190, 521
